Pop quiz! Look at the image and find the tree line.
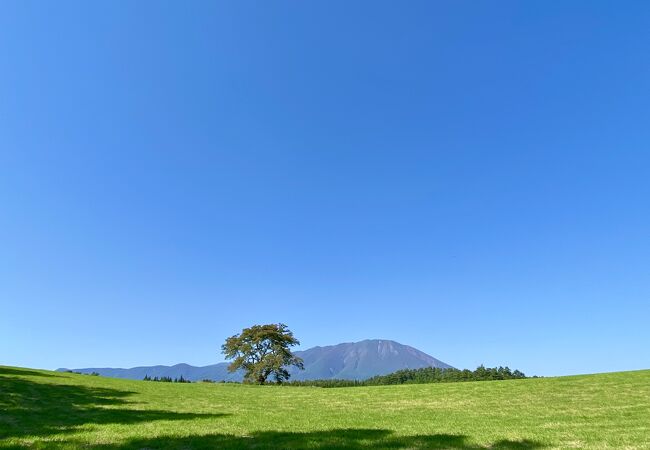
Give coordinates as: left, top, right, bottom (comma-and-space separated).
143, 375, 191, 383
141, 365, 531, 387
285, 365, 531, 388
65, 371, 100, 376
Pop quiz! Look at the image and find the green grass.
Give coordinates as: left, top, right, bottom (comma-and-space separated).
1, 366, 648, 449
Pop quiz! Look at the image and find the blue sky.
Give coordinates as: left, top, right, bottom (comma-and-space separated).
1, 1, 649, 377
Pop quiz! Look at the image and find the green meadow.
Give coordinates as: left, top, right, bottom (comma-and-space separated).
1, 366, 648, 449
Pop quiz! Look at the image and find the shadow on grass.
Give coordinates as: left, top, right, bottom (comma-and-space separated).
94, 429, 545, 449
0, 368, 227, 440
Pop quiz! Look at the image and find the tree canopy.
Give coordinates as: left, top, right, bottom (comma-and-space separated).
221, 323, 304, 384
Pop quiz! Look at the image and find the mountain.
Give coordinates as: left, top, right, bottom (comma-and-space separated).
288, 340, 452, 380
58, 339, 452, 382
59, 363, 242, 383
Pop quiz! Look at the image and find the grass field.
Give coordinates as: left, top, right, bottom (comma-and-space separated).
1, 366, 648, 449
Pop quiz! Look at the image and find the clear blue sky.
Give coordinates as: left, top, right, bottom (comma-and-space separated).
1, 1, 649, 377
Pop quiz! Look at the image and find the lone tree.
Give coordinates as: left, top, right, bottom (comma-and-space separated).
221, 323, 304, 384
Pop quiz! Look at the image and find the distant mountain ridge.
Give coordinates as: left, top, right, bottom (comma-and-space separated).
58, 339, 452, 382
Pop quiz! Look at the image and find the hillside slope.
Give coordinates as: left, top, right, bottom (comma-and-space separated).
2, 365, 649, 449
59, 339, 452, 381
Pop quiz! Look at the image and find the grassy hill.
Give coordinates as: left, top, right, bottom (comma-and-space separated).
1, 366, 648, 449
